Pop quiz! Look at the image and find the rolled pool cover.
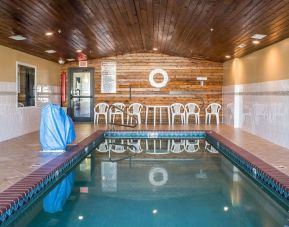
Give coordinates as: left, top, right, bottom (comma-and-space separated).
40, 103, 76, 151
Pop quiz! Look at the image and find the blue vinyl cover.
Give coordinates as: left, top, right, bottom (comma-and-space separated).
43, 172, 75, 213
40, 103, 76, 151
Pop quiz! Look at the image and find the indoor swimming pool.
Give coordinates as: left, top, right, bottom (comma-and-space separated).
11, 137, 289, 227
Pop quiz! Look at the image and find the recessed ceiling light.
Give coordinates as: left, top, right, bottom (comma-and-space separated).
66, 58, 75, 62
210, 28, 214, 32
9, 35, 26, 41
45, 50, 56, 54
45, 32, 53, 36
153, 47, 158, 51
252, 40, 260, 45
76, 49, 82, 53
225, 55, 231, 59
251, 34, 267, 40
238, 44, 246, 48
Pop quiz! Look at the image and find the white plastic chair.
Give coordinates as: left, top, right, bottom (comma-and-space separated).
170, 140, 185, 153
205, 103, 222, 124
109, 103, 126, 124
185, 103, 200, 124
185, 140, 200, 153
94, 103, 109, 124
170, 103, 185, 124
127, 103, 143, 124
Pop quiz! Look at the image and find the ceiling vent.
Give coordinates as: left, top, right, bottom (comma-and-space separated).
9, 35, 26, 41
45, 50, 56, 54
251, 34, 267, 39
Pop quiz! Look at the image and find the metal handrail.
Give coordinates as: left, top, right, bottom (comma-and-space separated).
108, 104, 138, 128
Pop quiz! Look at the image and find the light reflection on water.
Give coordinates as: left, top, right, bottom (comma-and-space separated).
13, 139, 289, 227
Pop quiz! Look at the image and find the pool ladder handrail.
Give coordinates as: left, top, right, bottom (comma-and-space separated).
108, 104, 138, 130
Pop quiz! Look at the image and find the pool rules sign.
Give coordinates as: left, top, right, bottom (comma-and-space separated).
101, 62, 116, 93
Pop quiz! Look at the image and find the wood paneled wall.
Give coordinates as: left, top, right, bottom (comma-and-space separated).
62, 53, 223, 123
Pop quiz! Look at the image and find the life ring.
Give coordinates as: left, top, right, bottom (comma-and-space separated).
149, 167, 168, 186
149, 68, 169, 88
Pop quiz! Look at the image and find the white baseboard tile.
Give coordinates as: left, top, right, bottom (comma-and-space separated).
0, 82, 61, 142
223, 79, 289, 149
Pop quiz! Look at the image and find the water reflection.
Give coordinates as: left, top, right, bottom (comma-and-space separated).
127, 139, 143, 153
170, 139, 186, 153
195, 169, 207, 179
185, 139, 200, 153
145, 139, 170, 154
101, 162, 117, 192
96, 138, 208, 156
13, 146, 289, 227
205, 141, 219, 153
43, 171, 75, 213
148, 167, 168, 186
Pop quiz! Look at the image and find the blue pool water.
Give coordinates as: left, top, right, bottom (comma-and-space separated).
13, 139, 289, 227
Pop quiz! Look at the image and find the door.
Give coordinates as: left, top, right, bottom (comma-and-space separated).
68, 68, 94, 122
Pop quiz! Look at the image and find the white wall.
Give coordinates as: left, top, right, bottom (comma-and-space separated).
0, 45, 61, 142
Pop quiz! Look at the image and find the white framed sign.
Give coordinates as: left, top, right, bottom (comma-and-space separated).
101, 62, 116, 93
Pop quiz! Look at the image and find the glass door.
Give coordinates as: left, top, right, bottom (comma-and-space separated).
68, 68, 94, 122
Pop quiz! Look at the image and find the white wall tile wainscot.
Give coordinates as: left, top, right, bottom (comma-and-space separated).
0, 82, 60, 142
223, 79, 289, 149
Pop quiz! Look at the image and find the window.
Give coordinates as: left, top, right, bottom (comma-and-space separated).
16, 62, 36, 107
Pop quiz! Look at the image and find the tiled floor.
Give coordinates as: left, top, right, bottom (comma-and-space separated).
0, 123, 289, 193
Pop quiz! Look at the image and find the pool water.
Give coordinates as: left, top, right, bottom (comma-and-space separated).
13, 139, 289, 227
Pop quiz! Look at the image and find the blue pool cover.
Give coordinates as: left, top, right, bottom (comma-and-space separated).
40, 103, 75, 151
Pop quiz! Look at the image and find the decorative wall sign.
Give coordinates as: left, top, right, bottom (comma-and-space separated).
101, 62, 116, 93
149, 68, 169, 88
78, 61, 87, 67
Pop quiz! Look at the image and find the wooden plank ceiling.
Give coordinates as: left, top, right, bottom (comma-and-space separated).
0, 0, 289, 63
